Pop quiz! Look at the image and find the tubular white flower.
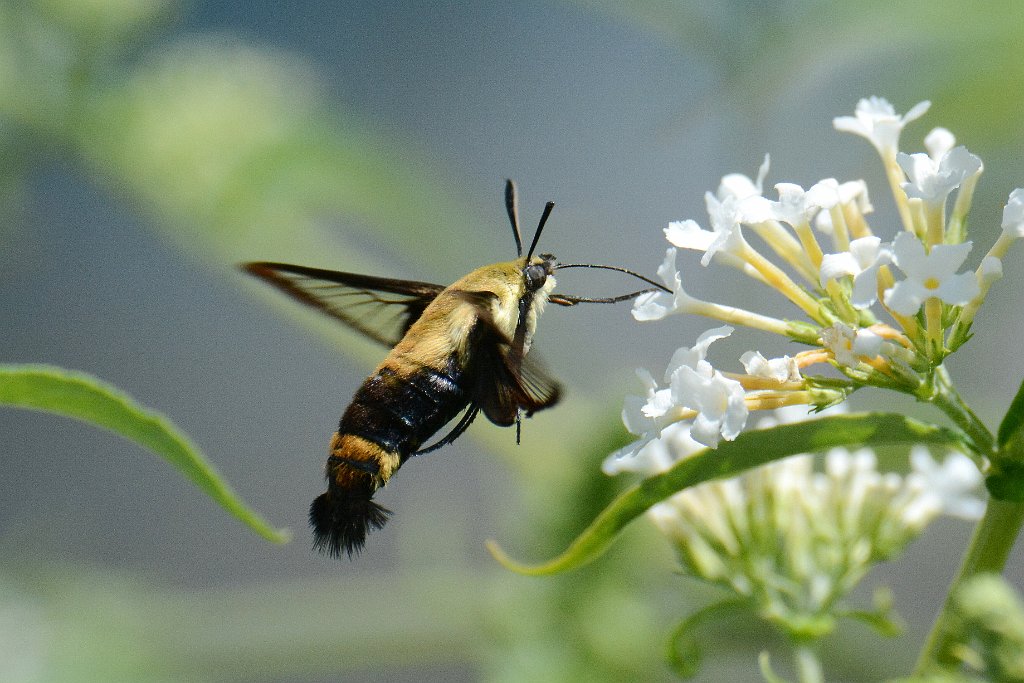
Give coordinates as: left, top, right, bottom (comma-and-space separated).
664, 219, 767, 272
771, 182, 821, 226
815, 180, 874, 244
665, 326, 733, 374
924, 127, 956, 161
633, 247, 795, 336
602, 421, 702, 476
820, 322, 885, 368
837, 179, 873, 213
672, 366, 748, 448
718, 153, 770, 201
698, 192, 751, 266
633, 440, 948, 635
632, 247, 698, 321
833, 97, 930, 156
897, 146, 983, 207
739, 350, 801, 383
819, 323, 854, 366
629, 368, 673, 426
1002, 188, 1024, 239
654, 327, 750, 448
884, 232, 979, 315
819, 235, 893, 308
979, 256, 1003, 285
605, 327, 749, 465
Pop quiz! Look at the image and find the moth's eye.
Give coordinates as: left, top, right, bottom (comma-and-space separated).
523, 264, 548, 292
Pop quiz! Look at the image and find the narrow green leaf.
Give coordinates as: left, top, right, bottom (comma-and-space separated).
0, 363, 289, 544
666, 598, 748, 679
488, 413, 964, 575
997, 377, 1024, 449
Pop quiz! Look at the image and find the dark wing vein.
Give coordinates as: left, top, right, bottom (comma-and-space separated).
243, 262, 446, 347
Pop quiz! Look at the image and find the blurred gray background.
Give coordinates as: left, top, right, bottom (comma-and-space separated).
2, 1, 1023, 681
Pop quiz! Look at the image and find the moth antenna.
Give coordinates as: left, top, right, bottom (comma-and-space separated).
505, 179, 524, 257
554, 263, 672, 294
525, 201, 555, 262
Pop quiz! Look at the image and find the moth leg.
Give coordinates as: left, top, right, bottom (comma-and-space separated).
413, 405, 480, 455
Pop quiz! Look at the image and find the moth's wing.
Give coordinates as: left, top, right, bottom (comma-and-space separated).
455, 291, 562, 426
243, 262, 446, 347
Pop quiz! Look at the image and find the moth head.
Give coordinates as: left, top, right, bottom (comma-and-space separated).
522, 253, 556, 294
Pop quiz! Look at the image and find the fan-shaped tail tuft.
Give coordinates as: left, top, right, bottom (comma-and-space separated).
309, 489, 391, 558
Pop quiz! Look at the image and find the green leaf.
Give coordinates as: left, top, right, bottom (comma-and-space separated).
997, 377, 1024, 449
665, 598, 748, 679
0, 363, 289, 544
488, 413, 965, 575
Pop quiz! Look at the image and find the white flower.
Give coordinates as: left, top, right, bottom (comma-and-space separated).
769, 181, 836, 227
644, 442, 946, 634
602, 422, 703, 476
739, 350, 801, 383
632, 247, 694, 321
924, 127, 956, 161
606, 327, 745, 466
979, 255, 1003, 285
666, 158, 780, 267
884, 232, 979, 315
626, 368, 673, 429
663, 205, 742, 268
664, 219, 714, 252
603, 368, 681, 475
665, 325, 733, 375
820, 322, 885, 368
605, 328, 748, 468
897, 147, 983, 206
910, 447, 986, 520
837, 179, 873, 212
672, 365, 748, 448
697, 192, 751, 266
1002, 188, 1024, 239
718, 153, 770, 201
814, 180, 874, 234
833, 97, 930, 156
819, 235, 892, 308
660, 327, 749, 448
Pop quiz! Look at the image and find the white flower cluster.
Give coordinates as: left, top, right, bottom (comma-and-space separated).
605, 408, 985, 633
614, 97, 1023, 456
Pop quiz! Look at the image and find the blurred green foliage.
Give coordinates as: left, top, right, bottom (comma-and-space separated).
0, 0, 482, 277
580, 0, 1024, 145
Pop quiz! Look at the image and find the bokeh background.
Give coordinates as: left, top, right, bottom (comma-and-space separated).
3, 1, 1024, 681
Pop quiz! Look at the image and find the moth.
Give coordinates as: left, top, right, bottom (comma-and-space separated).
243, 181, 668, 558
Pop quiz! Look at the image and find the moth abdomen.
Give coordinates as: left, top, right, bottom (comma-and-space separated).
310, 360, 470, 556
309, 433, 395, 558
342, 363, 469, 459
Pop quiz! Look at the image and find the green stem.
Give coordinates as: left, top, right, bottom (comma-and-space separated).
930, 365, 996, 458
913, 498, 1024, 673
912, 363, 1021, 673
